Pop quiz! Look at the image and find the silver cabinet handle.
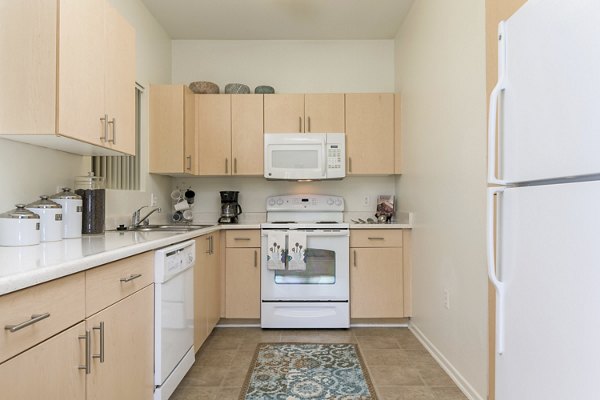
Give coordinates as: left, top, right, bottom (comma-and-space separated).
120, 273, 142, 283
186, 156, 192, 171
93, 321, 105, 363
307, 116, 311, 132
5, 312, 50, 332
108, 117, 116, 144
100, 114, 108, 142
234, 158, 237, 174
349, 157, 352, 173
254, 250, 258, 267
367, 237, 385, 240
225, 158, 229, 174
353, 250, 357, 267
299, 116, 302, 132
234, 237, 251, 241
210, 235, 214, 254
205, 236, 211, 254
79, 330, 91, 374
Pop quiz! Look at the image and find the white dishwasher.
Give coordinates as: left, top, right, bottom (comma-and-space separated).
154, 240, 195, 400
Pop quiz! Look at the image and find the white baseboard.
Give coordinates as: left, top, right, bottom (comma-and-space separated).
409, 323, 485, 400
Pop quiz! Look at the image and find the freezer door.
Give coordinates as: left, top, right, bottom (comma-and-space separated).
494, 181, 600, 399
492, 0, 600, 183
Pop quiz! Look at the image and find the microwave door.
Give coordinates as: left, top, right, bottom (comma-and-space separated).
266, 144, 325, 179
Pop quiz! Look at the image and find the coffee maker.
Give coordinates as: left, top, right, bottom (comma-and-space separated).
218, 191, 242, 224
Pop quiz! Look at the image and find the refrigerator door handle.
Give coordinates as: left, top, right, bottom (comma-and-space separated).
487, 186, 505, 355
488, 21, 508, 186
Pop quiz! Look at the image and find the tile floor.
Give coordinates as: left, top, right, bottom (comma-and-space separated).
171, 327, 467, 400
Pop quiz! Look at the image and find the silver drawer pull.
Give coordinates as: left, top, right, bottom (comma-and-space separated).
234, 237, 251, 241
79, 330, 91, 374
120, 273, 142, 283
367, 237, 385, 240
4, 312, 51, 332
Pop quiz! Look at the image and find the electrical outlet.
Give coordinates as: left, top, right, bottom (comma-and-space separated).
443, 289, 450, 309
363, 195, 370, 207
150, 193, 158, 207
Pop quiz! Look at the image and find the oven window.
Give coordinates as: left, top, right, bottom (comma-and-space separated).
274, 248, 336, 284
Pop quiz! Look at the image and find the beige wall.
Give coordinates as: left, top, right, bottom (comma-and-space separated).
172, 40, 395, 93
394, 1, 488, 399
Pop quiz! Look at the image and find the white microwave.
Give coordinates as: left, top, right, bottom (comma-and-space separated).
264, 133, 346, 180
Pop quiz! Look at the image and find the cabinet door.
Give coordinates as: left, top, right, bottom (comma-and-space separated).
232, 94, 264, 175
0, 322, 86, 400
194, 235, 210, 350
225, 248, 260, 318
345, 93, 395, 175
0, 0, 57, 134
150, 85, 186, 174
86, 285, 154, 400
196, 94, 232, 175
104, 2, 136, 155
58, 0, 105, 146
350, 247, 403, 318
184, 86, 197, 174
264, 94, 305, 133
304, 94, 345, 133
206, 233, 221, 333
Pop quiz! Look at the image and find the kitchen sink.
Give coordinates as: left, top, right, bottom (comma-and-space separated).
124, 224, 214, 232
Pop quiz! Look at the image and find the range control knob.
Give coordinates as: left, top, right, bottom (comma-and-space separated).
327, 198, 334, 205
276, 199, 284, 205
268, 198, 276, 206
334, 198, 342, 206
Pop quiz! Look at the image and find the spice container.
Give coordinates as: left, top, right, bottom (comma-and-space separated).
0, 205, 41, 246
50, 188, 82, 238
26, 196, 63, 242
75, 172, 105, 234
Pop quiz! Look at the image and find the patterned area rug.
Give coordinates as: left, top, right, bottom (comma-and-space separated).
240, 343, 377, 400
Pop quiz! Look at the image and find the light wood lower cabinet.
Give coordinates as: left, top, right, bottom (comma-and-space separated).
0, 322, 87, 399
225, 230, 261, 319
86, 285, 154, 400
350, 229, 408, 318
194, 232, 221, 351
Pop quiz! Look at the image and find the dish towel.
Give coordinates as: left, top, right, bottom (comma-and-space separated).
287, 231, 307, 271
266, 231, 286, 270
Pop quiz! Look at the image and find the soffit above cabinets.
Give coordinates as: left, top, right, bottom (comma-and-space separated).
140, 0, 414, 40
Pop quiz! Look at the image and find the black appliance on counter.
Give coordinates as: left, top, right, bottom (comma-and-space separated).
218, 191, 242, 224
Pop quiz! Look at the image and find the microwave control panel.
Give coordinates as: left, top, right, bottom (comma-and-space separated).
325, 133, 345, 179
327, 144, 343, 170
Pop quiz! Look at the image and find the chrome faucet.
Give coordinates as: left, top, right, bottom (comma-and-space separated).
131, 205, 162, 228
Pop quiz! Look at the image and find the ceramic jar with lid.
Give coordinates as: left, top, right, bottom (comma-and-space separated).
26, 196, 63, 242
50, 188, 82, 239
0, 204, 41, 246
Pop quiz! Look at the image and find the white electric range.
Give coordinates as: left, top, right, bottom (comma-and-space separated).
260, 194, 350, 328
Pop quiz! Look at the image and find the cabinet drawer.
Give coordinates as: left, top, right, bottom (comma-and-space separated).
0, 273, 85, 364
226, 230, 260, 247
350, 229, 403, 248
86, 251, 154, 317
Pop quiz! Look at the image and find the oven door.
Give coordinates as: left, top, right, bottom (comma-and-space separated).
261, 228, 349, 301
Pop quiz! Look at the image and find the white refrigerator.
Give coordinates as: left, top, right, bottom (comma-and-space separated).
487, 0, 600, 399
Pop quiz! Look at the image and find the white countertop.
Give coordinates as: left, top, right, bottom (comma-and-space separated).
0, 221, 410, 296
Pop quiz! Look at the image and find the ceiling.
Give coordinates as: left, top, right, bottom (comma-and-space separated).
140, 0, 415, 40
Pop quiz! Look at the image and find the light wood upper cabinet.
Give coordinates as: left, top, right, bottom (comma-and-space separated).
304, 94, 345, 133
0, 0, 136, 156
345, 93, 395, 175
150, 85, 196, 174
232, 94, 264, 175
264, 94, 345, 133
196, 94, 264, 176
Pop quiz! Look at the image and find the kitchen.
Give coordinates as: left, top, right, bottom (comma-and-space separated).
1, 0, 591, 400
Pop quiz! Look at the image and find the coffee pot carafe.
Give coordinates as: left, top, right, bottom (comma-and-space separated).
218, 191, 242, 224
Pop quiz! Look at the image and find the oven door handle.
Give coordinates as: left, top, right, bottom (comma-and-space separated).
261, 230, 349, 237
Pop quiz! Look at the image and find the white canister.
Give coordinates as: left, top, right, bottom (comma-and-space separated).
50, 188, 82, 238
0, 204, 41, 246
26, 196, 63, 242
